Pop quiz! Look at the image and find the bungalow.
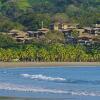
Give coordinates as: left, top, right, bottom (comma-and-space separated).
50, 22, 64, 31
93, 28, 100, 36
27, 28, 49, 39
32, 31, 45, 38
78, 35, 94, 45
9, 29, 27, 37
83, 27, 95, 34
9, 29, 33, 43
15, 36, 33, 43
83, 27, 100, 36
50, 22, 77, 31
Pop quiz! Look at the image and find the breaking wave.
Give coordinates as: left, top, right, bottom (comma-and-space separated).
21, 74, 66, 82
21, 74, 100, 85
0, 82, 100, 97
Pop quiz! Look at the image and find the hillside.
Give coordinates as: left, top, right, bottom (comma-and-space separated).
1, 0, 99, 12
0, 0, 100, 31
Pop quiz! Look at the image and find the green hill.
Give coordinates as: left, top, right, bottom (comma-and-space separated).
0, 0, 99, 31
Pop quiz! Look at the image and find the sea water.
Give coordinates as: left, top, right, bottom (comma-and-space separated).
0, 66, 100, 100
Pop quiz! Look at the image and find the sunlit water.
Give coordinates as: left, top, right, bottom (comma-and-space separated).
0, 66, 100, 100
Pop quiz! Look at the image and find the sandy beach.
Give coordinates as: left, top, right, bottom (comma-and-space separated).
0, 62, 100, 68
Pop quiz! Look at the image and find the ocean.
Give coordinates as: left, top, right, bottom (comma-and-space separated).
0, 66, 100, 100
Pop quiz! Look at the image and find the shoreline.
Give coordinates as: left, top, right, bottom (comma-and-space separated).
0, 96, 41, 100
0, 62, 100, 68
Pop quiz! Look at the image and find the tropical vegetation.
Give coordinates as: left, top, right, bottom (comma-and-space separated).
0, 43, 99, 62
0, 0, 99, 31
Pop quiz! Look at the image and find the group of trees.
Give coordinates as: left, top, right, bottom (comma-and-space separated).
0, 33, 17, 48
0, 0, 99, 32
0, 14, 25, 32
0, 44, 99, 62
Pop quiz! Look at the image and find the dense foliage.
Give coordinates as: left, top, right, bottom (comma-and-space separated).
0, 0, 99, 31
0, 44, 99, 62
0, 33, 17, 48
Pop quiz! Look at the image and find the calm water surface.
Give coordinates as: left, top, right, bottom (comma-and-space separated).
0, 66, 100, 100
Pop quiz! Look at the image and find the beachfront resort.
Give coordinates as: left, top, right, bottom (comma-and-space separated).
0, 21, 100, 62
1, 21, 100, 45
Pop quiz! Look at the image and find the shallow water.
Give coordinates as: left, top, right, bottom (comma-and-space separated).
0, 66, 100, 100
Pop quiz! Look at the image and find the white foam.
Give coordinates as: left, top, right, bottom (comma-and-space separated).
0, 82, 67, 94
21, 74, 66, 81
0, 82, 100, 96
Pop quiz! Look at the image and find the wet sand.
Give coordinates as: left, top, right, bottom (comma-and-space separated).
0, 97, 28, 100
0, 62, 100, 68
0, 97, 66, 100
0, 97, 45, 100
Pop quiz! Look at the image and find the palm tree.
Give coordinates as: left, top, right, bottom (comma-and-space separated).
38, 48, 50, 62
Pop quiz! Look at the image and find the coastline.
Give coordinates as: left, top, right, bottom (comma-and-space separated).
0, 96, 41, 100
0, 62, 100, 68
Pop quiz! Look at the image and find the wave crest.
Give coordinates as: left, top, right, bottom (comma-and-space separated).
21, 74, 100, 85
21, 74, 66, 82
